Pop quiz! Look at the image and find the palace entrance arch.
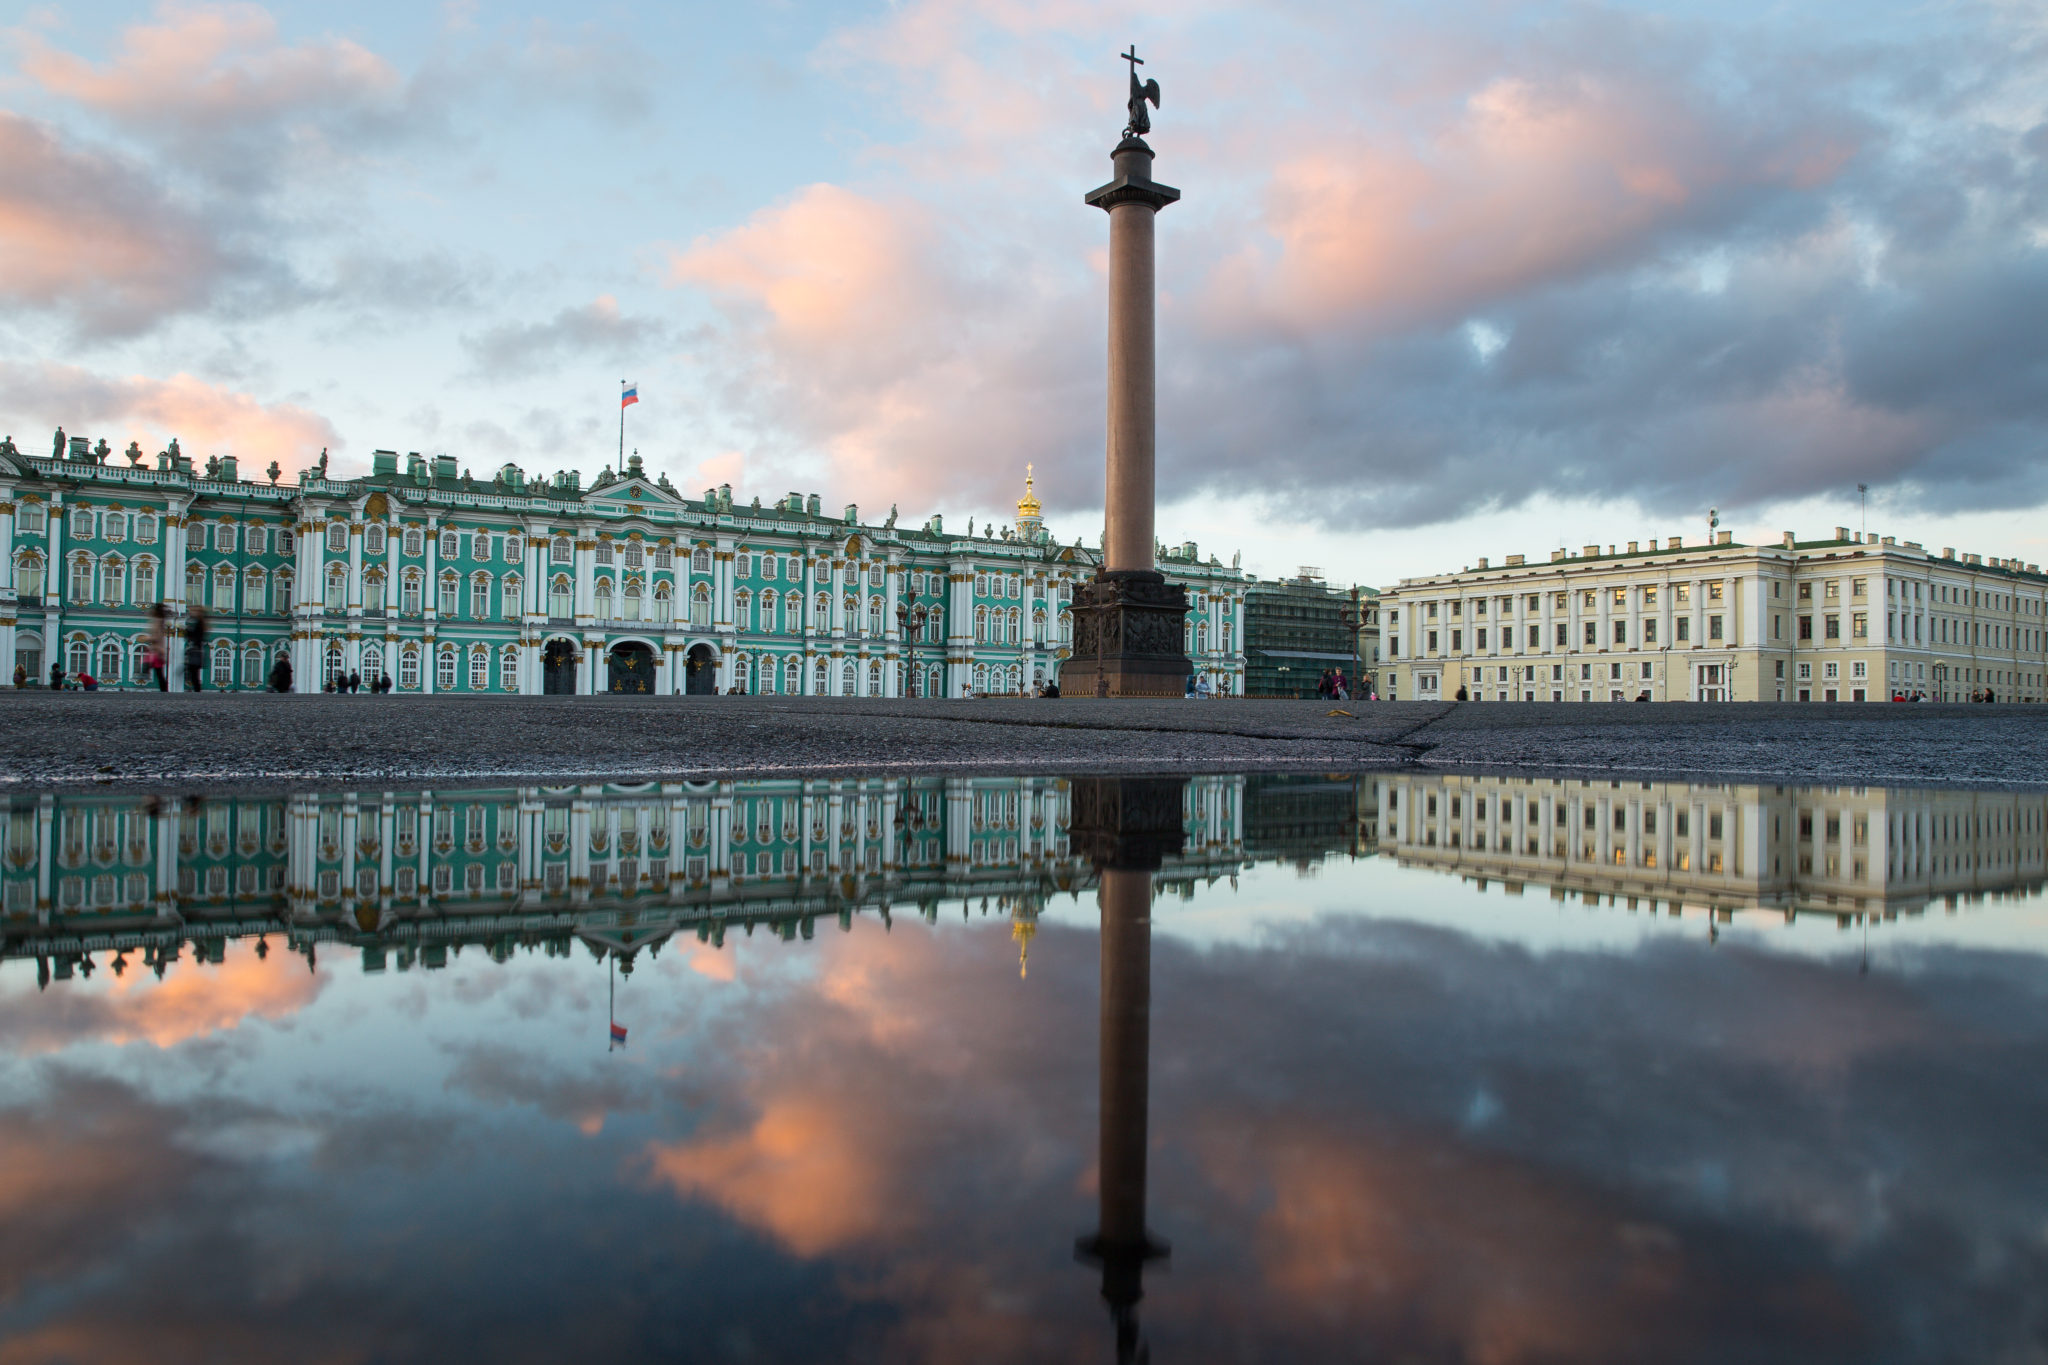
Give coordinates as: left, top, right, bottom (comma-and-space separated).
684, 643, 719, 695
542, 638, 578, 695
608, 641, 657, 694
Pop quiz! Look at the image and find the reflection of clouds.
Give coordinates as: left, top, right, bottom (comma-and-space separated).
444, 1042, 643, 1136
0, 950, 324, 1054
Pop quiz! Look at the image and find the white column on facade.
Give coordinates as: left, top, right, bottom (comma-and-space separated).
344, 515, 365, 677
0, 484, 15, 684
419, 516, 439, 695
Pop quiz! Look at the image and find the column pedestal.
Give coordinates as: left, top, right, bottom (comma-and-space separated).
1064, 569, 1191, 699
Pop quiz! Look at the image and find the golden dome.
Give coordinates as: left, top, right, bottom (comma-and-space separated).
1016, 464, 1041, 520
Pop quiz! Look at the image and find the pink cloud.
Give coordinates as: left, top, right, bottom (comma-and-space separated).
0, 112, 225, 334
19, 2, 401, 134
0, 361, 340, 475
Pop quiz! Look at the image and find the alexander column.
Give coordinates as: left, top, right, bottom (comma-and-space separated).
1069, 46, 1192, 698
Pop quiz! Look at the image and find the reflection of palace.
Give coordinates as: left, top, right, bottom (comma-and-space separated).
0, 777, 1246, 981
1375, 774, 2048, 922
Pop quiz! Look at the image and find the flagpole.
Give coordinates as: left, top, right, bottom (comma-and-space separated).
618, 381, 626, 467
608, 949, 616, 1053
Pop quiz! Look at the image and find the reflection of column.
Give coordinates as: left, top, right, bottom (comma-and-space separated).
1071, 776, 1181, 1364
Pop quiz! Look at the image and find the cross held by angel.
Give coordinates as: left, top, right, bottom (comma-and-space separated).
1122, 45, 1160, 137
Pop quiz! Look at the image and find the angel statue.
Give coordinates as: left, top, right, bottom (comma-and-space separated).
1122, 45, 1160, 138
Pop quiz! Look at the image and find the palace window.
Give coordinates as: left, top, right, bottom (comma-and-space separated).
551, 535, 572, 564
439, 531, 459, 560
402, 571, 423, 616
1708, 615, 1724, 640
399, 646, 421, 689
278, 528, 296, 556
324, 564, 345, 609
362, 645, 383, 683
653, 583, 673, 623
692, 547, 712, 573
438, 573, 460, 616
133, 560, 157, 604
504, 534, 522, 562
327, 522, 349, 553
1852, 613, 1867, 639
104, 511, 127, 542
500, 647, 518, 691
18, 503, 44, 535
359, 524, 382, 557
595, 541, 614, 567
735, 588, 753, 630
624, 582, 643, 621
623, 542, 643, 569
471, 574, 491, 619
975, 606, 988, 642
1677, 618, 1691, 642
473, 531, 491, 561
1825, 615, 1840, 640
594, 579, 614, 618
691, 584, 712, 628
324, 641, 345, 685
212, 641, 233, 687
437, 644, 458, 690
72, 559, 95, 602
786, 657, 802, 693
71, 509, 93, 540
653, 545, 671, 569
404, 528, 424, 557
100, 559, 124, 605
869, 597, 884, 636
814, 658, 830, 693
501, 574, 521, 619
470, 648, 490, 691
550, 575, 572, 617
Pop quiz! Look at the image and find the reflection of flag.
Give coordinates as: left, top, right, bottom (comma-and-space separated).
610, 1021, 628, 1046
621, 383, 639, 408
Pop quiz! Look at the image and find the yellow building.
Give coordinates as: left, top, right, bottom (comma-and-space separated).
1379, 528, 2047, 702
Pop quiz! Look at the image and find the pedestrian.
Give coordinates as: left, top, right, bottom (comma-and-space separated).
1195, 673, 1212, 699
269, 653, 292, 693
1334, 670, 1349, 701
347, 670, 361, 694
145, 603, 170, 691
49, 661, 64, 691
78, 671, 97, 691
1455, 683, 1469, 701
378, 673, 392, 693
183, 606, 209, 692
10, 663, 23, 689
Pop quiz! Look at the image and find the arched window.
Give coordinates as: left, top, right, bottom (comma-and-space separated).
973, 663, 988, 692
623, 581, 643, 622
71, 509, 93, 540
470, 647, 490, 691
869, 563, 884, 588
868, 597, 884, 637
1195, 621, 1208, 653
975, 606, 988, 642
437, 571, 459, 616
67, 638, 90, 676
813, 657, 829, 694
691, 583, 711, 629
401, 570, 422, 616
99, 641, 122, 682
843, 596, 858, 636
1008, 664, 1021, 693
550, 574, 572, 617
18, 503, 44, 535
551, 536, 572, 564
184, 562, 204, 604
814, 591, 829, 626
623, 542, 643, 569
499, 646, 518, 691
71, 557, 94, 602
1033, 608, 1047, 645
867, 660, 882, 696
472, 531, 491, 561
782, 656, 799, 694
362, 644, 383, 683
654, 544, 673, 569
364, 524, 385, 556
324, 563, 346, 609
1059, 611, 1071, 645
134, 512, 157, 544
324, 641, 345, 685
276, 569, 294, 614
100, 558, 124, 606
502, 574, 521, 619
278, 528, 296, 555
504, 534, 521, 562
134, 559, 157, 605
734, 589, 752, 631
14, 554, 44, 601
242, 644, 264, 687
758, 589, 777, 634
841, 662, 857, 695
104, 511, 126, 542
246, 525, 267, 557
594, 541, 614, 567
438, 531, 459, 560
213, 641, 234, 687
927, 663, 943, 698
213, 564, 237, 610
653, 582, 673, 623
975, 574, 987, 596
1009, 607, 1021, 644
436, 644, 458, 690
734, 655, 751, 692
594, 578, 614, 619
399, 644, 421, 690
470, 573, 491, 620
404, 528, 424, 557
327, 522, 349, 553
691, 546, 711, 573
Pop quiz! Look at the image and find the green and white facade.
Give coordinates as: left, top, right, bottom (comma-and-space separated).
0, 436, 1249, 696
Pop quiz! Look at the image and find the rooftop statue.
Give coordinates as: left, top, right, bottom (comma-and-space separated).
0, 435, 16, 459
1122, 45, 1160, 138
51, 427, 65, 459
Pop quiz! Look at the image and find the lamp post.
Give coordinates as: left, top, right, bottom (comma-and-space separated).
896, 600, 939, 697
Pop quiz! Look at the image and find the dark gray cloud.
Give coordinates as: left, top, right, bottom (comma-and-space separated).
460, 296, 667, 380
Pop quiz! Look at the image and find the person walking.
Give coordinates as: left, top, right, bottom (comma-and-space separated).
182, 606, 209, 692
347, 670, 362, 694
145, 603, 170, 691
269, 653, 292, 693
49, 661, 64, 691
10, 663, 23, 689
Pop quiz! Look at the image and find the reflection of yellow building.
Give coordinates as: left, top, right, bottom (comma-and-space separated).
1375, 774, 2048, 922
1, 776, 1246, 980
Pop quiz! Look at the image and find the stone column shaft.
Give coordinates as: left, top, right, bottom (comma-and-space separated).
1105, 204, 1156, 574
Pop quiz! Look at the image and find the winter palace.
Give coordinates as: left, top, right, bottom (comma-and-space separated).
1379, 527, 2048, 704
0, 433, 1250, 696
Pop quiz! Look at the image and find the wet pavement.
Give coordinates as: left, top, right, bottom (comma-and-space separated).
2, 693, 2046, 790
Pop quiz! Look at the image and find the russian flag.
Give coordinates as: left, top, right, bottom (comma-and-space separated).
621, 383, 639, 408
610, 1021, 628, 1046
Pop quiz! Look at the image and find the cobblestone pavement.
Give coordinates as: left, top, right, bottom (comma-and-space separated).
0, 693, 2042, 791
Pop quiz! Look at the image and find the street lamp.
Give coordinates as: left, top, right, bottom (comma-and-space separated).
896, 600, 940, 697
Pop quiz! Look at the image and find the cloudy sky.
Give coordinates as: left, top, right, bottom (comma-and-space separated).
3, 0, 2045, 586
